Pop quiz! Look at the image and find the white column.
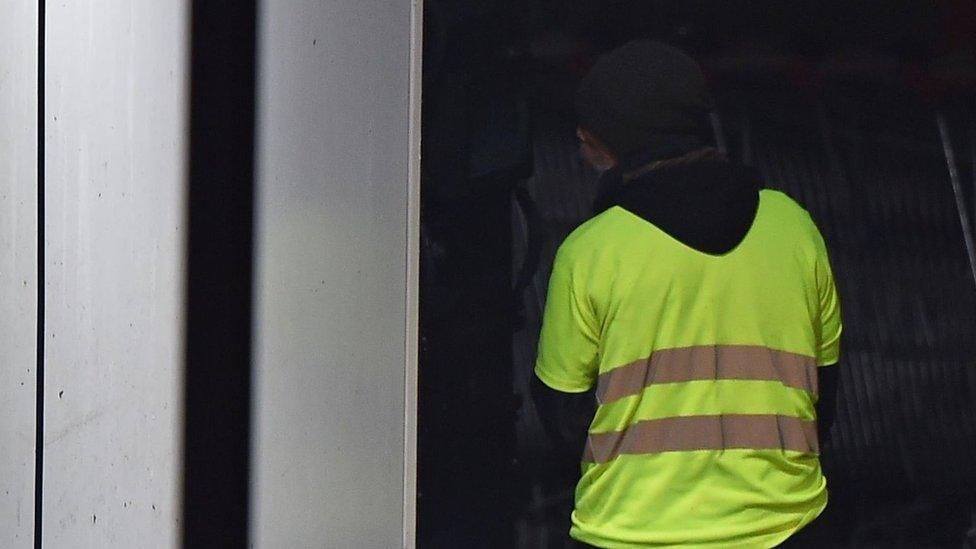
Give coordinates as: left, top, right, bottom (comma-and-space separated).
251, 0, 421, 546
43, 2, 188, 547
0, 1, 38, 546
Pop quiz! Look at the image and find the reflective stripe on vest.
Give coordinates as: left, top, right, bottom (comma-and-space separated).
583, 414, 818, 464
596, 345, 818, 405
585, 345, 819, 464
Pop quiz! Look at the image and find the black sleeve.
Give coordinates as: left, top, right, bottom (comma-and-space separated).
816, 365, 840, 451
530, 375, 595, 456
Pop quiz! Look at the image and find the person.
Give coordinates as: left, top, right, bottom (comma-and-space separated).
532, 40, 842, 548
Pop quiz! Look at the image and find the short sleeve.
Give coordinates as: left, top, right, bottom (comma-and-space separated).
814, 231, 842, 366
534, 244, 601, 393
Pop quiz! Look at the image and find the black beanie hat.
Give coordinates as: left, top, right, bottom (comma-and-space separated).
575, 40, 714, 157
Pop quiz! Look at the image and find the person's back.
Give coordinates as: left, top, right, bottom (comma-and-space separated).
533, 41, 841, 548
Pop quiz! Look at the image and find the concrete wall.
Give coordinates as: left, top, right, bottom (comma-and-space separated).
43, 2, 188, 547
1, 1, 418, 546
0, 2, 38, 546
251, 0, 420, 546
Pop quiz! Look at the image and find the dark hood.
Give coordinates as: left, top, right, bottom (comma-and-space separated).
593, 158, 761, 255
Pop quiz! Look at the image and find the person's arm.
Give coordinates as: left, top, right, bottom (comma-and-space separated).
531, 375, 594, 453
813, 229, 842, 451
533, 243, 600, 451
816, 365, 839, 450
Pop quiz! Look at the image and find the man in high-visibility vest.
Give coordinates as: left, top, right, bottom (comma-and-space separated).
533, 40, 841, 548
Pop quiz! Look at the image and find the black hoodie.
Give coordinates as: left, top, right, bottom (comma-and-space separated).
594, 157, 761, 255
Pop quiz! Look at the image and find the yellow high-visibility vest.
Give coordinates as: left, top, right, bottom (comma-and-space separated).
535, 189, 842, 549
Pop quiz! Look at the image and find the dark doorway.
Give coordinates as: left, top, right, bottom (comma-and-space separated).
182, 0, 256, 546
418, 2, 976, 547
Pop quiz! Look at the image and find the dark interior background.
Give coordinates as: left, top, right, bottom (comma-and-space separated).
418, 2, 976, 547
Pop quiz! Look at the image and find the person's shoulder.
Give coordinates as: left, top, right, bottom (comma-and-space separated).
758, 189, 831, 266
759, 188, 805, 212
759, 189, 820, 230
557, 208, 631, 259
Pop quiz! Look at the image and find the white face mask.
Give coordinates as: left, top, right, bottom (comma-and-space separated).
589, 157, 616, 174
578, 141, 616, 174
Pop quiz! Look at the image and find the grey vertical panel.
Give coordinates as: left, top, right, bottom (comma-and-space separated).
44, 2, 188, 547
252, 0, 418, 546
0, 1, 37, 546
403, 1, 423, 545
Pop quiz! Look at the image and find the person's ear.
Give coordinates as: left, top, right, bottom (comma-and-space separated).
577, 127, 618, 172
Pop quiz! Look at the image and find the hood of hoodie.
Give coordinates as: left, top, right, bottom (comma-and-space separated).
593, 158, 761, 255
